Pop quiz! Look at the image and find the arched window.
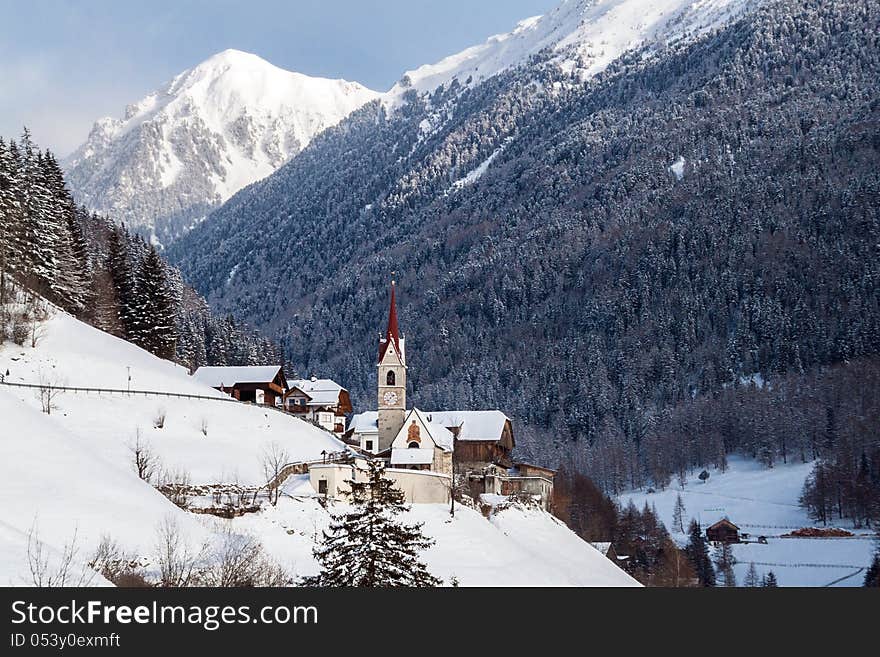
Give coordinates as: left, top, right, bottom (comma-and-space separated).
386, 370, 396, 386
408, 442, 420, 449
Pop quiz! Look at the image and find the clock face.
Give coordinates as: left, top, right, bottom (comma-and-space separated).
383, 391, 399, 406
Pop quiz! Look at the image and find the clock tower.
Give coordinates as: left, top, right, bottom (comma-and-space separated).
377, 280, 407, 451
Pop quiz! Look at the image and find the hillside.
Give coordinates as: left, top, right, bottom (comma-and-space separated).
167, 0, 880, 479
227, 478, 641, 586
619, 457, 876, 587
0, 306, 345, 485
0, 301, 637, 586
64, 49, 379, 244
0, 388, 209, 585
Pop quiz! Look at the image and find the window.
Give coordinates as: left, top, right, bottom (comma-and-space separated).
386, 370, 395, 386
365, 440, 374, 452
318, 479, 328, 495
408, 442, 420, 449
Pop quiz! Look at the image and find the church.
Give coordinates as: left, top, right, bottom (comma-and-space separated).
312, 281, 553, 506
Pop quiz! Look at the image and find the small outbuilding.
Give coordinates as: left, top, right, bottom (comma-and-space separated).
706, 518, 741, 544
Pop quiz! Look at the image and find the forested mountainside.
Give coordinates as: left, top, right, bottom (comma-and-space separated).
169, 0, 880, 496
0, 130, 280, 371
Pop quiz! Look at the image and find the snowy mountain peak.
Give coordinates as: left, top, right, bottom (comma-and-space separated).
64, 50, 379, 244
386, 0, 761, 103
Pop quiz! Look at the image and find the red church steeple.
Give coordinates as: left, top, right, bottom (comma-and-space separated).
379, 279, 403, 363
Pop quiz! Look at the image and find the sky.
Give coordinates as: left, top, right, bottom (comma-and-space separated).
0, 0, 558, 157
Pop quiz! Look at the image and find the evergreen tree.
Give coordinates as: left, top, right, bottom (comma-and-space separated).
713, 542, 737, 587
302, 459, 441, 587
865, 536, 880, 588
106, 226, 138, 340
134, 245, 177, 359
744, 562, 760, 587
761, 571, 778, 587
684, 519, 715, 587
672, 493, 686, 534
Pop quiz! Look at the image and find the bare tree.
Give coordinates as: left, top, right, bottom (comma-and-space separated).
261, 442, 289, 506
203, 528, 289, 587
35, 368, 64, 415
27, 296, 48, 348
89, 534, 149, 587
26, 520, 97, 587
154, 516, 205, 587
130, 430, 158, 483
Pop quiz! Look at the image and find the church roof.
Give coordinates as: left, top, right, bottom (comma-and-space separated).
425, 410, 511, 442
378, 281, 402, 363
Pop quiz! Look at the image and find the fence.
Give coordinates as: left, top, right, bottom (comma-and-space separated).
0, 378, 239, 403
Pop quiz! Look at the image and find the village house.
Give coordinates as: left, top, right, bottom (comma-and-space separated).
192, 365, 287, 406
317, 281, 555, 506
284, 376, 352, 434
706, 518, 741, 544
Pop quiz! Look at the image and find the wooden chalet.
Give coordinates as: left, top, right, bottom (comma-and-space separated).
192, 365, 287, 407
706, 518, 741, 544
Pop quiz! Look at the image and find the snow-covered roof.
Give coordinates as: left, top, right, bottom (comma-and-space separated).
390, 448, 435, 465
287, 377, 346, 406
425, 410, 510, 442
192, 365, 283, 388
347, 411, 378, 435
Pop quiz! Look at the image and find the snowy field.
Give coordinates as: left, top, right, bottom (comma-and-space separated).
619, 456, 877, 587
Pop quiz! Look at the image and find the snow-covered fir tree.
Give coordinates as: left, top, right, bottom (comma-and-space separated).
1, 129, 280, 370
685, 520, 715, 587
302, 459, 441, 587
133, 245, 177, 359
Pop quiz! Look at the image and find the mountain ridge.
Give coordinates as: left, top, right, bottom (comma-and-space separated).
63, 49, 379, 244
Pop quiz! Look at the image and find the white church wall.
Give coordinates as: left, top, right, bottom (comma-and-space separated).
385, 469, 451, 504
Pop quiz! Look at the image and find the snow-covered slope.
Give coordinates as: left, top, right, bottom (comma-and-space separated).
386, 0, 759, 103
228, 480, 641, 586
0, 389, 208, 585
64, 49, 379, 243
619, 457, 876, 587
0, 307, 346, 486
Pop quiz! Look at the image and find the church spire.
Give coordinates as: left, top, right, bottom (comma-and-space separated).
379, 278, 402, 362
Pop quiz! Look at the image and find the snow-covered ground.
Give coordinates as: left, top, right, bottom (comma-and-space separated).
0, 309, 346, 485
0, 305, 637, 586
0, 388, 209, 585
226, 476, 640, 587
619, 456, 877, 587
